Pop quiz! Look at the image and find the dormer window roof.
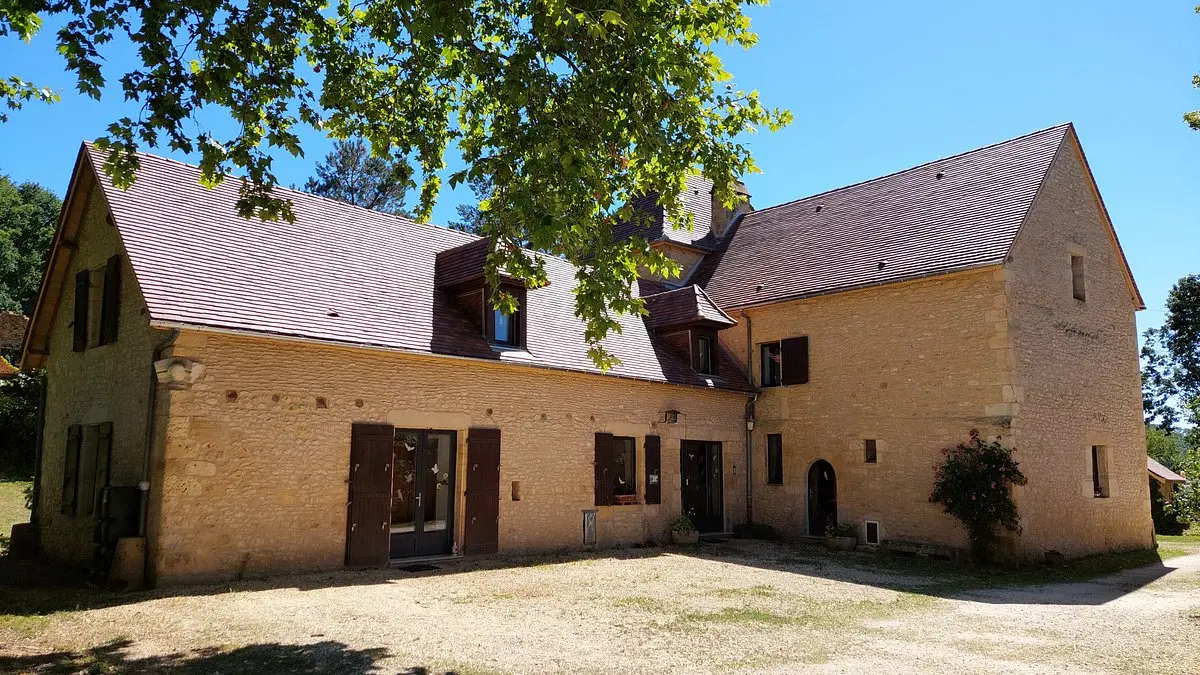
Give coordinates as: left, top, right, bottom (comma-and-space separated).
435, 238, 535, 350
642, 285, 736, 332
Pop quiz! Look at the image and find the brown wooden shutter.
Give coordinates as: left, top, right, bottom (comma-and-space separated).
99, 255, 121, 345
72, 270, 89, 352
464, 427, 501, 555
345, 422, 395, 567
781, 336, 809, 385
92, 422, 113, 516
594, 432, 614, 506
61, 425, 82, 515
644, 435, 661, 505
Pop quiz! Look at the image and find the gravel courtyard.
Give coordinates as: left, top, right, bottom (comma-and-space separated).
2, 539, 1198, 674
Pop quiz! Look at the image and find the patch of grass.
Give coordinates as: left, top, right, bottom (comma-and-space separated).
0, 612, 51, 636
713, 584, 777, 598
1158, 531, 1200, 544
683, 606, 803, 626
614, 596, 664, 611
0, 479, 31, 553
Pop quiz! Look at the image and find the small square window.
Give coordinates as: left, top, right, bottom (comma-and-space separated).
1091, 445, 1109, 498
760, 342, 781, 387
864, 520, 880, 545
766, 434, 783, 484
1071, 254, 1086, 302
864, 439, 877, 464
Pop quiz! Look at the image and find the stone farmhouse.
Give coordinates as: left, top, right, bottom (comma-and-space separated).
21, 123, 1153, 586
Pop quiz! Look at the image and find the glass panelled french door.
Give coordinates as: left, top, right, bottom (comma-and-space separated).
390, 429, 457, 558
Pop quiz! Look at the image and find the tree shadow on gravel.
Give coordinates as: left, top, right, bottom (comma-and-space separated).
0, 638, 469, 674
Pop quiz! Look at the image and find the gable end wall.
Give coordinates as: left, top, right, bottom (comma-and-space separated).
1003, 135, 1153, 558
35, 185, 165, 566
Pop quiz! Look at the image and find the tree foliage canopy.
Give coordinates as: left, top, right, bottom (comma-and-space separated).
0, 176, 61, 315
1, 0, 789, 369
1143, 274, 1200, 445
303, 139, 414, 216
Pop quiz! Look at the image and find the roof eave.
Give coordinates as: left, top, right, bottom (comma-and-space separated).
719, 262, 1006, 312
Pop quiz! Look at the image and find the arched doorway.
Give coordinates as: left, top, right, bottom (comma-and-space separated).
807, 460, 837, 536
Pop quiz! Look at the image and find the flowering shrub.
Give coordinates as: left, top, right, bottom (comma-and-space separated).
930, 431, 1027, 562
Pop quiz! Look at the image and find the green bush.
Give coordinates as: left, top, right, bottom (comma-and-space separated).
0, 371, 42, 478
1150, 480, 1187, 535
930, 430, 1027, 564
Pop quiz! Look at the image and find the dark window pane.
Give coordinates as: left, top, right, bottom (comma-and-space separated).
613, 436, 637, 496
864, 439, 877, 464
766, 434, 783, 484
697, 337, 713, 374
865, 521, 879, 544
760, 343, 782, 387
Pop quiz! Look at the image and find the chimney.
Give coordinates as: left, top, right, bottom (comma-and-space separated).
710, 180, 752, 240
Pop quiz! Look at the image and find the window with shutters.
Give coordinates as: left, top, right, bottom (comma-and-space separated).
761, 337, 810, 386
766, 434, 783, 484
73, 255, 122, 350
60, 421, 112, 517
760, 342, 781, 387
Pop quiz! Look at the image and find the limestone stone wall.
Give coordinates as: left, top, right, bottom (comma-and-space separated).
153, 331, 748, 585
36, 187, 164, 566
720, 268, 1012, 549
1003, 135, 1153, 558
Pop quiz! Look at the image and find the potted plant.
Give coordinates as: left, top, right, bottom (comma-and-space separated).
825, 521, 858, 551
670, 515, 699, 545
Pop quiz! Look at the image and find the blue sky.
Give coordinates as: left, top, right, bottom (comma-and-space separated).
0, 1, 1196, 335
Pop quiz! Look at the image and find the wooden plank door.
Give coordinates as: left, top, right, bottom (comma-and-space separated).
346, 423, 395, 567
463, 427, 501, 555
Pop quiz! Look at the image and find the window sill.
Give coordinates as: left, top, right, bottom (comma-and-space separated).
613, 495, 641, 506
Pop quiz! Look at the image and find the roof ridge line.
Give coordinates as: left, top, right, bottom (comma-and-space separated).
83, 140, 482, 245
746, 123, 1073, 218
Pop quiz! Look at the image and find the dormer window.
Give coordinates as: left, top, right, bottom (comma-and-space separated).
436, 238, 538, 351
641, 284, 735, 378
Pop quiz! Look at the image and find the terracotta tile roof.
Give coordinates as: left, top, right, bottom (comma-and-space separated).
1148, 457, 1186, 483
643, 285, 736, 330
0, 312, 28, 350
85, 145, 753, 393
695, 125, 1072, 308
